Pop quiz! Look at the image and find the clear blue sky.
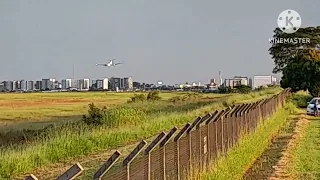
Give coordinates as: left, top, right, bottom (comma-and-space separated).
1, 0, 319, 84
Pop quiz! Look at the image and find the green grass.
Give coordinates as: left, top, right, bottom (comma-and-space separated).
200, 100, 295, 180
0, 88, 281, 179
288, 109, 320, 179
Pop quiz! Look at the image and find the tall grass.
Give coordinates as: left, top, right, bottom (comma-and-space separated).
0, 88, 281, 179
200, 101, 296, 180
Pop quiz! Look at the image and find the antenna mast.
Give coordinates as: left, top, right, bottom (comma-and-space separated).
73, 63, 75, 80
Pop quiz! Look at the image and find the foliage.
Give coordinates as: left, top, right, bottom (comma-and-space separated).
218, 86, 232, 94
169, 92, 202, 103
280, 49, 320, 96
127, 91, 162, 103
147, 90, 161, 101
269, 26, 320, 97
233, 85, 252, 94
82, 103, 106, 125
127, 94, 147, 103
269, 26, 320, 73
218, 85, 252, 94
290, 91, 313, 108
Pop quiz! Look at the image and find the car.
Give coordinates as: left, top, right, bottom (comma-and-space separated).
306, 97, 320, 115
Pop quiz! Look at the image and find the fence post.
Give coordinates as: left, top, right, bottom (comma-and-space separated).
25, 174, 38, 180
196, 113, 212, 174
93, 151, 121, 180
56, 163, 84, 180
186, 116, 202, 177
174, 123, 191, 180
159, 127, 178, 180
143, 132, 166, 180
224, 105, 237, 148
123, 140, 147, 180
205, 110, 223, 165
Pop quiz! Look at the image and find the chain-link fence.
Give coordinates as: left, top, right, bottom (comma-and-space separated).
26, 89, 291, 180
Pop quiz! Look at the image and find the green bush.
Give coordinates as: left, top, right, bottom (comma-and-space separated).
169, 92, 202, 103
82, 103, 106, 125
147, 91, 161, 101
233, 85, 252, 94
290, 92, 313, 108
218, 86, 232, 94
128, 94, 147, 103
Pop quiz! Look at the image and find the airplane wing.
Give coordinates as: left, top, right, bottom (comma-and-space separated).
96, 64, 107, 66
114, 62, 124, 65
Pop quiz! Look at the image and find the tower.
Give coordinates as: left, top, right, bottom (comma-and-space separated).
219, 71, 223, 87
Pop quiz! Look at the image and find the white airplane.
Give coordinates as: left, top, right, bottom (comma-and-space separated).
96, 59, 124, 67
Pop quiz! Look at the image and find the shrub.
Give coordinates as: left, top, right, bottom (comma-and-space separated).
234, 85, 252, 94
82, 103, 106, 126
169, 92, 202, 103
128, 94, 147, 103
147, 91, 161, 101
290, 92, 313, 108
218, 86, 232, 94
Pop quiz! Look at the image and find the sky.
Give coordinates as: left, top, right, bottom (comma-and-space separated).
1, 0, 319, 84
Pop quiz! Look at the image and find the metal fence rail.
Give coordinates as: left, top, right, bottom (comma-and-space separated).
26, 88, 291, 180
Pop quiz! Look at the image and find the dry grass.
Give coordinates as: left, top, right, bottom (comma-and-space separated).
0, 92, 224, 132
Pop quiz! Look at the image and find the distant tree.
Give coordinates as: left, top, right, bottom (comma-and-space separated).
234, 85, 252, 94
218, 86, 232, 94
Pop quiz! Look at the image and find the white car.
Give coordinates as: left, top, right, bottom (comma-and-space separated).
306, 97, 320, 115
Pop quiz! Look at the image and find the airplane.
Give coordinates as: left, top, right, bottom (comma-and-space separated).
96, 59, 124, 67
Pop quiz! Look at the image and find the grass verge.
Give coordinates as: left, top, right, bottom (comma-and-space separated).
200, 100, 295, 180
0, 88, 281, 179
287, 109, 320, 179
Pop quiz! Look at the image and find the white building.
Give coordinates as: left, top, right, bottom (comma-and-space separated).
224, 76, 248, 88
109, 77, 133, 90
77, 79, 90, 90
26, 81, 34, 91
41, 78, 55, 90
20, 80, 26, 91
96, 78, 108, 90
123, 77, 133, 90
252, 75, 277, 89
61, 79, 72, 90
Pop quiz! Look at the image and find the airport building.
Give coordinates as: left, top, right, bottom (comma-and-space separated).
252, 75, 277, 89
96, 78, 108, 90
61, 79, 72, 90
224, 76, 249, 88
26, 81, 34, 91
109, 77, 133, 91
41, 78, 55, 90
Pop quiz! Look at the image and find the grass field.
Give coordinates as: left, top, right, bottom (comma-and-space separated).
0, 92, 222, 132
0, 88, 282, 179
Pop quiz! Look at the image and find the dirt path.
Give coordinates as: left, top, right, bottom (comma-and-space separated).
242, 113, 310, 180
